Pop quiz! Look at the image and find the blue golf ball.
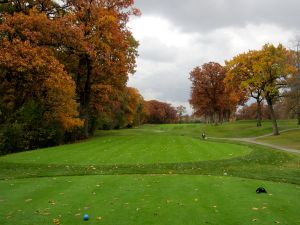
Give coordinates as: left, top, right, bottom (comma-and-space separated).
83, 214, 89, 221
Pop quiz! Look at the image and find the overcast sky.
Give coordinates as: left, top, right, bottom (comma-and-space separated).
127, 0, 300, 114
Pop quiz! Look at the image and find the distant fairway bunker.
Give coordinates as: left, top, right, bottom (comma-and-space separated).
0, 175, 299, 225
0, 134, 252, 165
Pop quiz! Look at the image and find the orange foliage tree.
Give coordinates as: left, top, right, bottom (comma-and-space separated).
0, 0, 140, 152
254, 44, 296, 135
122, 87, 145, 127
236, 103, 270, 120
56, 0, 140, 137
225, 50, 264, 126
0, 38, 82, 129
144, 100, 178, 124
0, 38, 83, 152
90, 86, 145, 129
189, 62, 242, 124
226, 44, 296, 135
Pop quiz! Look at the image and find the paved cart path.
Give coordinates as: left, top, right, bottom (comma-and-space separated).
210, 128, 300, 155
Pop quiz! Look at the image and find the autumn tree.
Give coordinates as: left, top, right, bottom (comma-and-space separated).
226, 44, 296, 135
236, 103, 270, 120
0, 39, 83, 153
56, 0, 140, 137
254, 44, 296, 135
94, 87, 145, 129
0, 0, 140, 152
226, 50, 264, 126
0, 7, 86, 153
176, 105, 187, 123
123, 87, 144, 127
1, 0, 139, 138
285, 41, 300, 124
189, 62, 240, 124
272, 99, 295, 119
144, 100, 178, 124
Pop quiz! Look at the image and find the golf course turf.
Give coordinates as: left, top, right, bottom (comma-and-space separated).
0, 120, 299, 225
257, 129, 300, 151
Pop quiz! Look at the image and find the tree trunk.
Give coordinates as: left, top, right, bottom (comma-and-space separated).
297, 106, 300, 125
256, 99, 262, 127
77, 55, 91, 138
266, 97, 279, 135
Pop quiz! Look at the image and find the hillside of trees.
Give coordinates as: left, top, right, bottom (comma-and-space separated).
1, 1, 299, 154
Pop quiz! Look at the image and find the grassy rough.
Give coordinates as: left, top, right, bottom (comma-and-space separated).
257, 129, 300, 150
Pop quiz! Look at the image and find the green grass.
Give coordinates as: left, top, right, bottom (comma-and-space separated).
257, 129, 300, 150
0, 130, 251, 165
0, 120, 299, 225
1, 175, 300, 225
148, 119, 299, 138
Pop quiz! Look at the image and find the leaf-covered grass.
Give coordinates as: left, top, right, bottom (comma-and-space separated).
1, 175, 300, 225
0, 143, 299, 184
0, 120, 299, 225
257, 129, 300, 150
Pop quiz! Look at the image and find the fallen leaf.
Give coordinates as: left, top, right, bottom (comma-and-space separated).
96, 216, 102, 220
48, 200, 56, 205
53, 218, 60, 225
177, 202, 184, 206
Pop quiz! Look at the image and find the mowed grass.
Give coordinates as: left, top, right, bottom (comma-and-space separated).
257, 129, 300, 150
0, 120, 299, 225
149, 119, 298, 138
1, 175, 300, 225
0, 130, 251, 165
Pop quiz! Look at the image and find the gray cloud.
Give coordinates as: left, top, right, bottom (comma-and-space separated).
129, 0, 300, 114
138, 37, 178, 62
135, 0, 300, 33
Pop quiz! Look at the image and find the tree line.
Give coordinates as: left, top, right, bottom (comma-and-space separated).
0, 0, 183, 155
189, 43, 300, 135
1, 1, 298, 154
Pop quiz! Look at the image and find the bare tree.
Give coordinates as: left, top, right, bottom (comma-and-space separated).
287, 40, 300, 124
